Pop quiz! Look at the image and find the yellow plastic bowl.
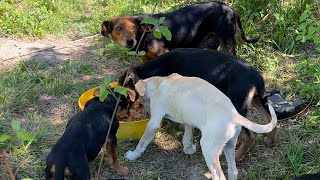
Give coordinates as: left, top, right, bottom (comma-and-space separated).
78, 83, 149, 140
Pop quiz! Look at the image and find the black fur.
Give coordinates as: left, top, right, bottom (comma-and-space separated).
119, 48, 274, 152
120, 48, 265, 118
293, 173, 320, 180
45, 95, 120, 180
133, 1, 259, 56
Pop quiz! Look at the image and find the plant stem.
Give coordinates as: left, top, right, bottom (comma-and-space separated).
96, 2, 159, 179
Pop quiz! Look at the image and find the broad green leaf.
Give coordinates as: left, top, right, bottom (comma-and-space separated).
103, 75, 112, 85
299, 12, 309, 22
159, 17, 165, 24
99, 89, 110, 102
159, 26, 172, 41
308, 116, 320, 121
308, 26, 317, 35
317, 46, 320, 53
22, 178, 33, 180
153, 30, 161, 39
127, 51, 137, 56
141, 17, 157, 25
313, 36, 320, 43
11, 120, 21, 132
114, 86, 127, 96
294, 63, 305, 72
16, 131, 33, 142
298, 22, 307, 30
138, 51, 146, 56
0, 134, 11, 142
99, 83, 108, 93
305, 34, 313, 41
295, 35, 303, 41
301, 36, 306, 43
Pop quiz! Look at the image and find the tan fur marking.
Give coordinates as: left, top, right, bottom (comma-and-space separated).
243, 86, 256, 109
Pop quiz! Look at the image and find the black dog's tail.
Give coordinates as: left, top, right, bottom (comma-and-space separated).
235, 12, 260, 43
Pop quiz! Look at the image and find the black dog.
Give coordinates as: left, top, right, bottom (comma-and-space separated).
101, 1, 259, 61
293, 173, 320, 180
119, 48, 276, 161
45, 93, 131, 179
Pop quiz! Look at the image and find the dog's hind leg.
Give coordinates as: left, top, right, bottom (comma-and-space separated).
236, 127, 255, 161
252, 96, 277, 146
106, 138, 129, 176
125, 114, 163, 160
200, 137, 226, 180
228, 86, 255, 161
183, 125, 196, 155
223, 127, 241, 180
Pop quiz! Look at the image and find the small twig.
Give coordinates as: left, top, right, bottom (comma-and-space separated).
0, 161, 7, 180
1, 151, 15, 180
95, 28, 148, 180
95, 2, 159, 179
258, 13, 270, 24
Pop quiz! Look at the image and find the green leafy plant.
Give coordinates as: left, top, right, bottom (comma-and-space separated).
98, 75, 127, 102
141, 17, 172, 41
270, 12, 297, 54
127, 50, 146, 56
0, 120, 35, 150
295, 4, 320, 52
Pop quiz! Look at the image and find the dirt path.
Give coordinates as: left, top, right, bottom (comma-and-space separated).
0, 35, 101, 69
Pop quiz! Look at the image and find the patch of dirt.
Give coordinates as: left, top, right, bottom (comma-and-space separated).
0, 35, 102, 69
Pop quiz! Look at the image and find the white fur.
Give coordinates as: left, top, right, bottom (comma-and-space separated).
125, 73, 277, 179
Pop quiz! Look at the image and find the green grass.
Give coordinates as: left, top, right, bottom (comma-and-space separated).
0, 0, 319, 179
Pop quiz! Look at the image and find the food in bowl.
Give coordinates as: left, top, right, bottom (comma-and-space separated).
78, 84, 150, 140
118, 100, 145, 122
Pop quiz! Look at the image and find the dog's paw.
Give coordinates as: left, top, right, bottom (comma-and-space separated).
183, 144, 196, 155
115, 165, 129, 176
264, 137, 276, 147
125, 150, 141, 160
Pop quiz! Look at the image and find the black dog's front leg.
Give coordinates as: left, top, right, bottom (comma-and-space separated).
106, 137, 129, 176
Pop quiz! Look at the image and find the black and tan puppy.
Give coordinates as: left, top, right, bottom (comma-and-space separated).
101, 1, 259, 61
45, 91, 134, 179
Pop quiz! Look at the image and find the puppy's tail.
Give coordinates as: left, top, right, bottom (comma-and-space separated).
236, 103, 277, 134
235, 12, 260, 43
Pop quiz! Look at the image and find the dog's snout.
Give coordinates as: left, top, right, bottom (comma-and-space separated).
126, 39, 134, 46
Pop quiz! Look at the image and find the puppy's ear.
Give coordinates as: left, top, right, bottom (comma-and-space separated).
133, 16, 142, 25
126, 88, 137, 102
101, 21, 112, 36
133, 16, 151, 32
119, 69, 140, 88
93, 88, 100, 97
135, 80, 146, 96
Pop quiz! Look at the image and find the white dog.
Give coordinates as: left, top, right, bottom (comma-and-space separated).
125, 73, 277, 180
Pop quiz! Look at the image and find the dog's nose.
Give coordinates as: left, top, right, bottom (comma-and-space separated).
126, 39, 134, 46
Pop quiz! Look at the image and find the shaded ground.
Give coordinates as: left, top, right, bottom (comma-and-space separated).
0, 35, 101, 69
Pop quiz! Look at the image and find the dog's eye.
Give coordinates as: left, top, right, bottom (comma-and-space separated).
115, 26, 123, 31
